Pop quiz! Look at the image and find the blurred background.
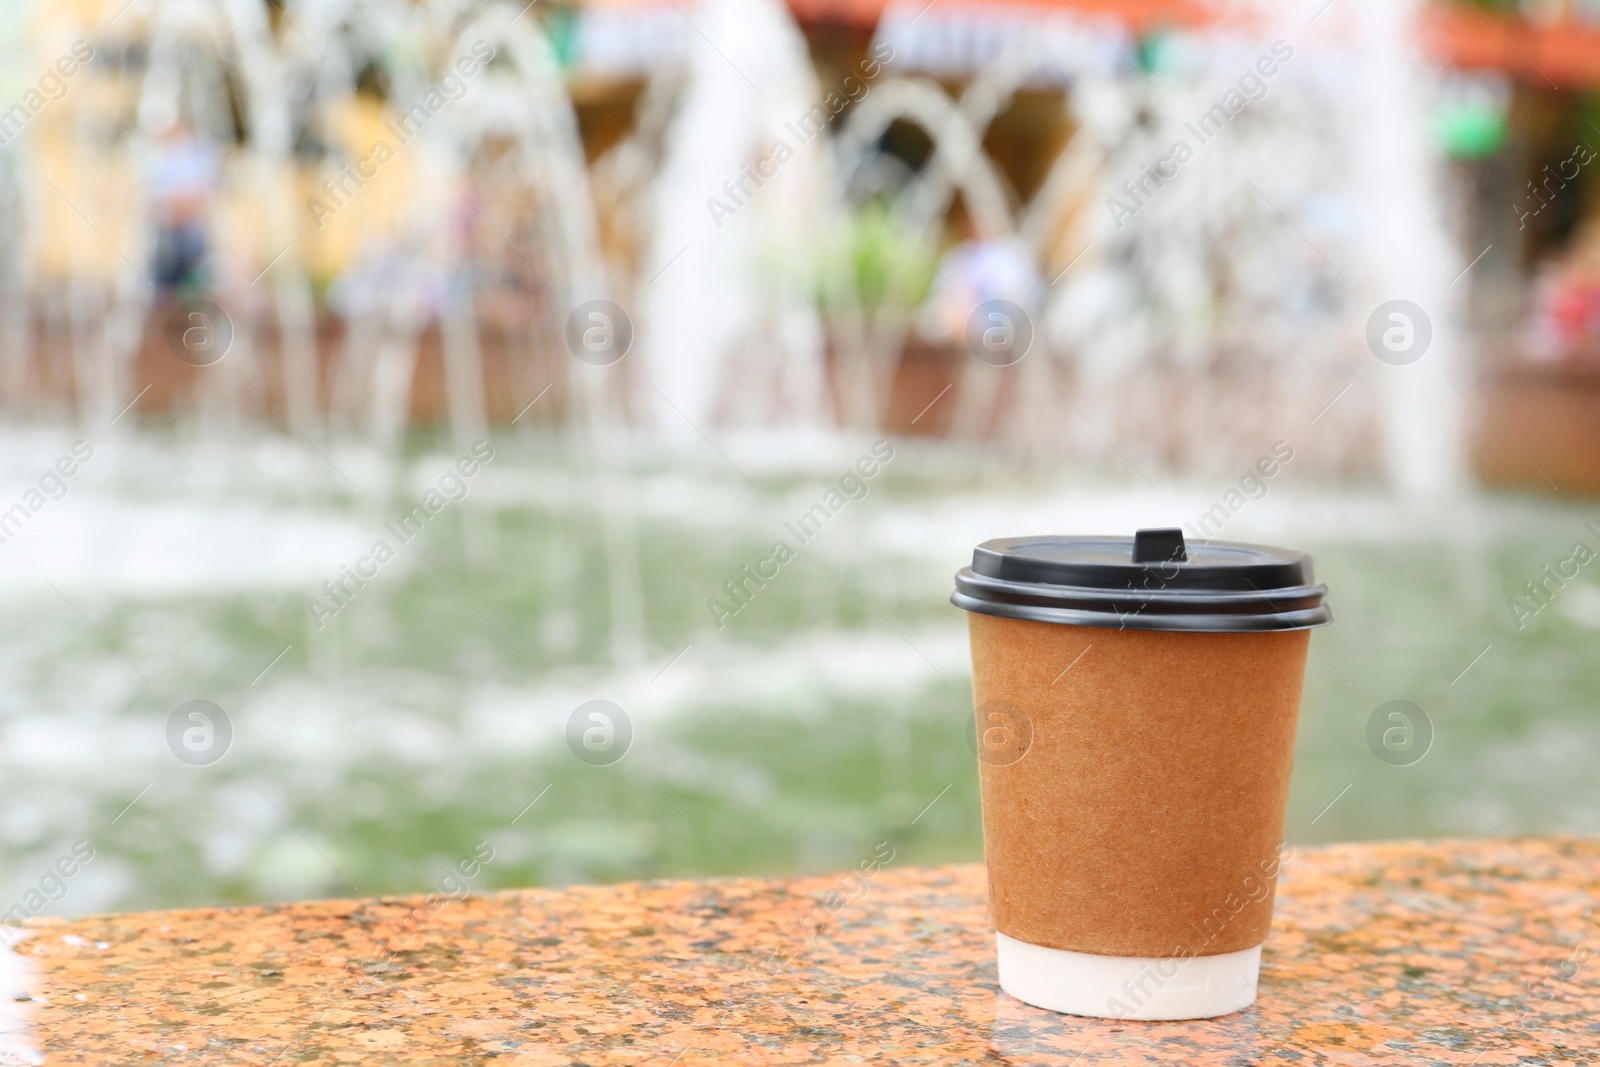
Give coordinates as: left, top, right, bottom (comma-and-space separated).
0, 0, 1597, 916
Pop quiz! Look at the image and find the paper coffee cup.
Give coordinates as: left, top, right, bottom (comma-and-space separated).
952, 528, 1330, 1020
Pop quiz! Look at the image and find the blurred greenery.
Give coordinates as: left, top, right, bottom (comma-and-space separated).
816, 203, 939, 314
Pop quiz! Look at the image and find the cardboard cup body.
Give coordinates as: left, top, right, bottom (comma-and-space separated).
968, 612, 1310, 1019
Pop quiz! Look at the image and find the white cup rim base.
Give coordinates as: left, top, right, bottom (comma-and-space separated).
995, 931, 1261, 1020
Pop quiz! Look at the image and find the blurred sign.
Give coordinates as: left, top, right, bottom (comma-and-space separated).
569, 5, 684, 78
1434, 71, 1510, 159
872, 2, 1132, 85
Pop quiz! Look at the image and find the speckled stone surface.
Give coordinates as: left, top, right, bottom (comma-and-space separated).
8, 838, 1599, 1065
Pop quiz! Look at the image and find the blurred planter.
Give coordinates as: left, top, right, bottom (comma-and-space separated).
1471, 363, 1600, 495
5, 299, 574, 430
878, 337, 965, 436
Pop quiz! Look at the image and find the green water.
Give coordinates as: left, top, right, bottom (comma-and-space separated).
2, 429, 1596, 915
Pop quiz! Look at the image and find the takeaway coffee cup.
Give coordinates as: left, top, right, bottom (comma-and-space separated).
951, 528, 1331, 1021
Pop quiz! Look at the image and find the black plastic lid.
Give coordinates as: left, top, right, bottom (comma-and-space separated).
951, 528, 1331, 633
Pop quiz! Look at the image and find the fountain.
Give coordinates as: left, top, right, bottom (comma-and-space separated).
632, 0, 835, 435
1346, 0, 1469, 498
0, 0, 1473, 491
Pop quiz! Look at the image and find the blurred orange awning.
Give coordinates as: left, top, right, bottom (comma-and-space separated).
785, 0, 1210, 30
1422, 5, 1600, 90
780, 0, 1600, 90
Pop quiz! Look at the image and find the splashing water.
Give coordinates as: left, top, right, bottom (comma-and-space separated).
636, 0, 835, 434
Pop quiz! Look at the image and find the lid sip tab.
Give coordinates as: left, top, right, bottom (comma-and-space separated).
951, 529, 1331, 633
1131, 527, 1187, 564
